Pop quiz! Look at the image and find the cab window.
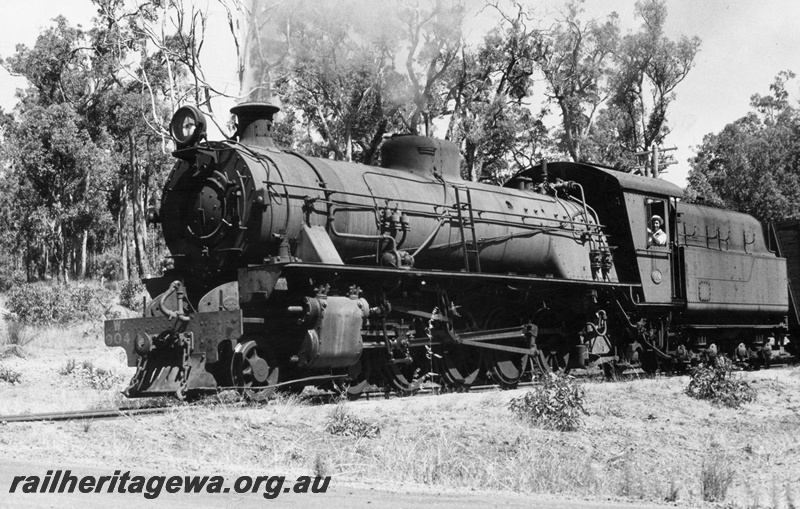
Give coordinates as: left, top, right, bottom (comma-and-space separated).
646, 199, 668, 247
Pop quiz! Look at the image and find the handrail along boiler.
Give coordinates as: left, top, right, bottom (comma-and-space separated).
104, 102, 795, 399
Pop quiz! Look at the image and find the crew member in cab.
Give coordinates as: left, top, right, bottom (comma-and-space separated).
648, 215, 667, 247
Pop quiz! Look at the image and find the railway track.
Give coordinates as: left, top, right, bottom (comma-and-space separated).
0, 372, 592, 423
0, 406, 176, 423
1, 363, 789, 423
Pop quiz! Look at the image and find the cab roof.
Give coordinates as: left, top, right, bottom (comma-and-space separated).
507, 161, 684, 198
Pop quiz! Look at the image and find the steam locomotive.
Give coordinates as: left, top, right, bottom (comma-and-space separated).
104, 102, 796, 399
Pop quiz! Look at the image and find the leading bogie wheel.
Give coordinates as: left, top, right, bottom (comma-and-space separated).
232, 340, 279, 401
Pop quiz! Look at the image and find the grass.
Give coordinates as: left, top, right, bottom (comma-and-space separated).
0, 320, 33, 357
700, 447, 736, 502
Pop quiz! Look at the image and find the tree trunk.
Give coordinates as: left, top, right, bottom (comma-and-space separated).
464, 139, 477, 182
345, 128, 352, 162
79, 230, 88, 279
42, 245, 48, 280
61, 240, 69, 283
119, 181, 130, 281
130, 134, 148, 278
54, 223, 67, 283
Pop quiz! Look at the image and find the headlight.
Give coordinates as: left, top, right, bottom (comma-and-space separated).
170, 105, 207, 149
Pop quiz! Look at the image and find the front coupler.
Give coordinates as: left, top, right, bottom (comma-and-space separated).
104, 309, 243, 398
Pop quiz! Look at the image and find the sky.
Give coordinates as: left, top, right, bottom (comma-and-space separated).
1, 0, 800, 189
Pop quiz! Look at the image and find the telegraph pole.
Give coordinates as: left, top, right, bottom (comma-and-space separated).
634, 145, 677, 178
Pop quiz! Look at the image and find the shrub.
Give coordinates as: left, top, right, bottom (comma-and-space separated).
119, 279, 145, 311
324, 403, 380, 439
685, 357, 756, 408
59, 358, 124, 390
6, 283, 105, 325
0, 365, 22, 384
509, 372, 588, 431
0, 266, 25, 292
97, 253, 123, 281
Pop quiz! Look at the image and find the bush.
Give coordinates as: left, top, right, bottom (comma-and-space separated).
0, 365, 22, 384
59, 358, 124, 390
96, 253, 123, 281
509, 372, 588, 431
324, 403, 380, 439
119, 279, 145, 311
685, 357, 756, 408
6, 283, 106, 325
0, 266, 25, 292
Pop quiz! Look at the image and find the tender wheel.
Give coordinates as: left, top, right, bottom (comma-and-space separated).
232, 340, 279, 401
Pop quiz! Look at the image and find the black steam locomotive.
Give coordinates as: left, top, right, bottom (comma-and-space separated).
104, 102, 796, 399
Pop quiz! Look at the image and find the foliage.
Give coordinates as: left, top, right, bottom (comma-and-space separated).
5, 283, 105, 325
269, 0, 463, 163
0, 3, 184, 283
97, 252, 124, 282
119, 279, 146, 312
445, 6, 552, 181
0, 266, 25, 292
686, 71, 800, 223
685, 357, 756, 408
324, 403, 380, 439
532, 0, 620, 163
508, 373, 588, 431
0, 365, 22, 384
2, 103, 114, 281
599, 0, 701, 166
59, 358, 124, 391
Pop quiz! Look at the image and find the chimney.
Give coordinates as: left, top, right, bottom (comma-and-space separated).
231, 102, 281, 148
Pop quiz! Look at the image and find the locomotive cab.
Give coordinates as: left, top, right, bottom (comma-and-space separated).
508, 161, 683, 305
624, 191, 680, 306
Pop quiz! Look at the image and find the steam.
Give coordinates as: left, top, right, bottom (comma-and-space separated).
237, 0, 469, 109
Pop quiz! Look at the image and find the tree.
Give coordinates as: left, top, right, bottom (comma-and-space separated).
86, 0, 223, 278
533, 0, 619, 163
597, 0, 700, 168
444, 2, 551, 181
0, 1, 206, 281
2, 15, 119, 281
96, 0, 222, 278
247, 0, 466, 163
395, 0, 465, 137
686, 72, 800, 223
3, 104, 113, 281
272, 1, 405, 163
